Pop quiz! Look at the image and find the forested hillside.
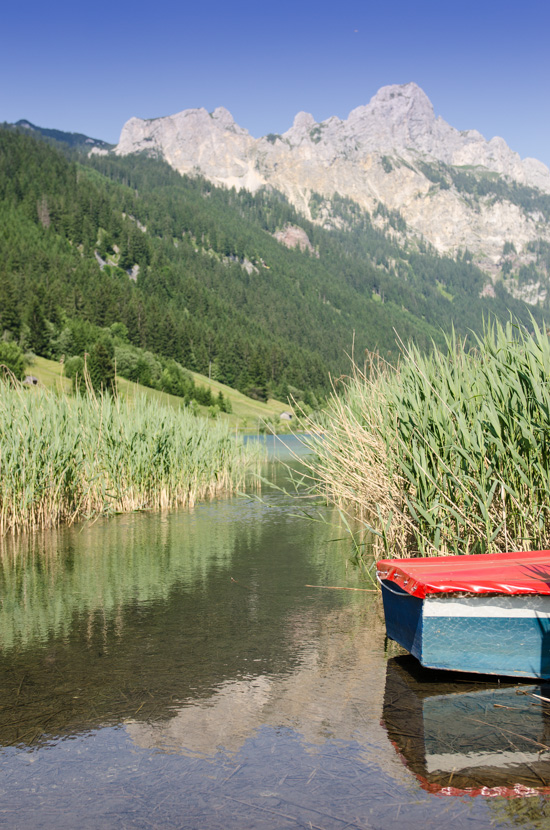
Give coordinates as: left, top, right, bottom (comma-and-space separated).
0, 125, 544, 403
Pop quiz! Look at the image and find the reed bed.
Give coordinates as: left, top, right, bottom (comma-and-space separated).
310, 320, 550, 558
0, 385, 261, 534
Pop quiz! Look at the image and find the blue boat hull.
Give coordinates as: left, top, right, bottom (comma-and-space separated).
381, 580, 550, 679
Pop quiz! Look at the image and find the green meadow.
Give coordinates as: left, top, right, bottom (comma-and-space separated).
28, 356, 292, 430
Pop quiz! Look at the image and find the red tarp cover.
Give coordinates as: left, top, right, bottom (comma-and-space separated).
376, 550, 550, 599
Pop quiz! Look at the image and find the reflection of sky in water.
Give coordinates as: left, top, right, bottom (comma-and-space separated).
1, 625, 521, 830
243, 432, 318, 461
1, 724, 489, 830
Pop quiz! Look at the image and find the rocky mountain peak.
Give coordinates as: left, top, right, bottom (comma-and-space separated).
209, 106, 250, 135
211, 106, 234, 123
113, 84, 550, 281
281, 112, 321, 146
292, 111, 316, 130
343, 82, 436, 154
352, 81, 434, 122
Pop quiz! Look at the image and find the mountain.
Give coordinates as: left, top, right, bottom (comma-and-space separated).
111, 83, 550, 303
0, 117, 547, 407
13, 119, 112, 152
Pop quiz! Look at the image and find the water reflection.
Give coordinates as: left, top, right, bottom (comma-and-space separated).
0, 441, 313, 653
127, 603, 389, 759
0, 462, 372, 750
382, 655, 550, 796
243, 432, 317, 461
3, 452, 549, 829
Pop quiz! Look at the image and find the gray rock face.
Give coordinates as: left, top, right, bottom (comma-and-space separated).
114, 83, 550, 276
273, 224, 318, 256
116, 106, 263, 192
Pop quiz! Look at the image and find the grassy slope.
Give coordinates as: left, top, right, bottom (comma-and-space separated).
28, 357, 71, 393
29, 356, 291, 429
187, 370, 290, 423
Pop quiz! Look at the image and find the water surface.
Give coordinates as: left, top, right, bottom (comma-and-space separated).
1, 443, 549, 829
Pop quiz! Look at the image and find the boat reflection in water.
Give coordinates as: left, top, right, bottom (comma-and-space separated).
382, 655, 550, 797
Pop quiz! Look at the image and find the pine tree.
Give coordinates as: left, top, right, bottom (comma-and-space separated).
88, 339, 116, 395
25, 295, 50, 356
0, 273, 20, 336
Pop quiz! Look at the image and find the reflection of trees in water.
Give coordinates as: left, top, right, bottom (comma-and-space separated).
0, 499, 369, 749
0, 495, 292, 650
0, 508, 237, 650
0, 492, 362, 651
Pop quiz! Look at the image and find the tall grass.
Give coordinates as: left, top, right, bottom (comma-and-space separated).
0, 385, 261, 534
310, 320, 550, 558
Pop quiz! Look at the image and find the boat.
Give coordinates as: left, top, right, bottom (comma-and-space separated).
376, 549, 550, 679
382, 655, 550, 796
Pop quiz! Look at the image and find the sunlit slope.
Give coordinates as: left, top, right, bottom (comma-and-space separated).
187, 370, 290, 421
28, 357, 71, 393
29, 357, 291, 428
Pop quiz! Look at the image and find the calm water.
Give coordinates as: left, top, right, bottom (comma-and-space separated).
1, 436, 549, 829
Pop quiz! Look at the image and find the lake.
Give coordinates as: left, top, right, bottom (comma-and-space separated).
0, 435, 549, 829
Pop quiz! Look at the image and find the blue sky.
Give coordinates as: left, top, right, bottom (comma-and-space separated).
2, 0, 549, 166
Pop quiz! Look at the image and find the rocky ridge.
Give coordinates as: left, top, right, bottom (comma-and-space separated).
112, 84, 550, 297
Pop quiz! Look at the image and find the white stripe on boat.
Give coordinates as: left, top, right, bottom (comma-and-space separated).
423, 595, 550, 619
425, 750, 543, 773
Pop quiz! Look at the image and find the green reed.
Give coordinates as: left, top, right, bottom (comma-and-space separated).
0, 385, 261, 534
310, 319, 550, 558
